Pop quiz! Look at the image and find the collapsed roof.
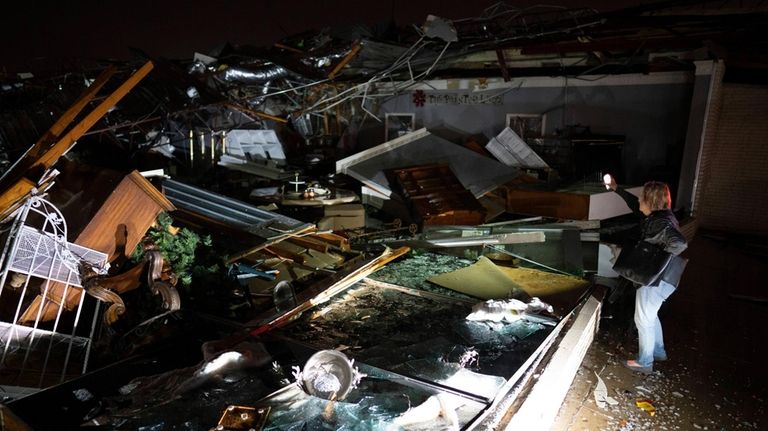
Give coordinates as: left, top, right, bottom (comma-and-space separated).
2, 1, 767, 167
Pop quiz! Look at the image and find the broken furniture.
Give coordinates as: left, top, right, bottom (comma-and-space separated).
335, 128, 519, 200
390, 164, 487, 226
497, 178, 643, 220
79, 250, 180, 327
317, 203, 366, 231
74, 170, 176, 261
249, 245, 410, 335
0, 62, 170, 397
17, 170, 176, 325
256, 245, 589, 429
0, 196, 108, 393
3, 215, 600, 430
159, 177, 373, 322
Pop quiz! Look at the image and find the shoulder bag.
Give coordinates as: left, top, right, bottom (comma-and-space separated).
612, 240, 673, 285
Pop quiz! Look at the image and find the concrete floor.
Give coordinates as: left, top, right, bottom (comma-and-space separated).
552, 232, 767, 430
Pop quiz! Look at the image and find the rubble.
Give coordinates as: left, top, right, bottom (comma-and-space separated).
335, 128, 518, 201
0, 53, 597, 427
2, 1, 757, 429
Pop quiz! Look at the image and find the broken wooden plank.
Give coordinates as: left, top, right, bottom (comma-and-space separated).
0, 62, 154, 219
249, 246, 410, 335
35, 62, 154, 170
495, 49, 511, 82
286, 236, 330, 254
0, 66, 116, 191
360, 277, 475, 306
264, 245, 307, 265
0, 178, 35, 220
313, 232, 351, 251
328, 43, 362, 79
225, 224, 317, 264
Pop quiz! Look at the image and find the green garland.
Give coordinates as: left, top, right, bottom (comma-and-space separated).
132, 212, 212, 286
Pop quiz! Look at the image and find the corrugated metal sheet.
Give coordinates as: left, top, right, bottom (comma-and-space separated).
162, 179, 312, 239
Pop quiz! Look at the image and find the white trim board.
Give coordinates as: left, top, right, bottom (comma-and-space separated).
336, 128, 430, 174
503, 289, 603, 430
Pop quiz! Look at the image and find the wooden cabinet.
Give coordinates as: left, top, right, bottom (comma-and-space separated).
390, 164, 487, 226
74, 171, 174, 260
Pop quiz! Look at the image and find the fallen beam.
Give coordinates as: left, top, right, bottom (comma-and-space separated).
249, 246, 410, 335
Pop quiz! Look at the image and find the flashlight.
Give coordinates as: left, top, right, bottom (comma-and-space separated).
603, 173, 612, 190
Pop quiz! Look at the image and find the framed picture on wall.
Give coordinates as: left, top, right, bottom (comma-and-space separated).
385, 113, 416, 142
505, 113, 546, 140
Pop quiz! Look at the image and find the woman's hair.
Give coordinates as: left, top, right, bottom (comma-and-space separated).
642, 181, 672, 211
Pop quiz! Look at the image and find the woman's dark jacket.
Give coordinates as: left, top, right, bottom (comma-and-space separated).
614, 188, 687, 256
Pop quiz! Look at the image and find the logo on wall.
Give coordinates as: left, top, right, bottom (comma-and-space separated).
412, 90, 426, 107
411, 90, 503, 106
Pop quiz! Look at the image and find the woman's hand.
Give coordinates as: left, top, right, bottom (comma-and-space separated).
603, 173, 618, 191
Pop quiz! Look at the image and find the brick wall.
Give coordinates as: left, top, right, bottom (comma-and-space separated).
696, 81, 768, 234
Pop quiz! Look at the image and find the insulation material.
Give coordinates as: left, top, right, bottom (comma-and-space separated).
428, 255, 589, 311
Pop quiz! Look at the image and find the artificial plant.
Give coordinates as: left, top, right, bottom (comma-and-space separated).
132, 212, 212, 286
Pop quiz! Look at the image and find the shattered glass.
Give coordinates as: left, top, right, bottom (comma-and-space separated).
279, 282, 552, 400
95, 367, 284, 430
422, 225, 585, 276
43, 242, 577, 430
260, 376, 486, 431
368, 251, 476, 299
90, 339, 489, 430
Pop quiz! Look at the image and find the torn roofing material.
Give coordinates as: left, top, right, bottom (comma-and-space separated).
335, 128, 518, 198
162, 179, 312, 239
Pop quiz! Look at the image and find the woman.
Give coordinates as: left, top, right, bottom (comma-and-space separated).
607, 175, 687, 374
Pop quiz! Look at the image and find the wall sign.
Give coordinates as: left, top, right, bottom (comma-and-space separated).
412, 90, 503, 106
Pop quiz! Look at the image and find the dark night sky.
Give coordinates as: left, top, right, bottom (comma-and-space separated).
1, 0, 636, 72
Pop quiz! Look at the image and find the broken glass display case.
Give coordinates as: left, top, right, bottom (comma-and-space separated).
7, 223, 595, 430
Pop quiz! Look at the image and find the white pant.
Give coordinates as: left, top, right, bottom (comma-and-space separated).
634, 280, 676, 367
